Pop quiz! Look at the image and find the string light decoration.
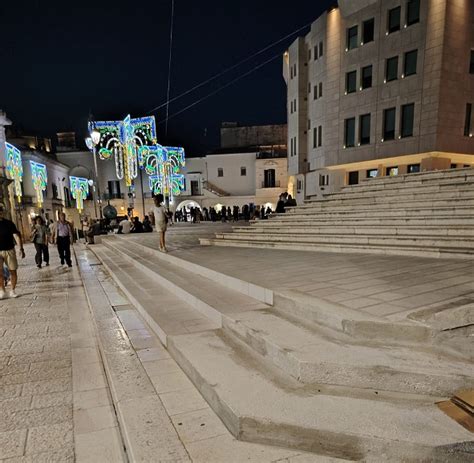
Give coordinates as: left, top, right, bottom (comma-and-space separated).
148, 146, 185, 200
70, 176, 89, 213
4, 142, 23, 202
30, 161, 47, 207
89, 115, 157, 187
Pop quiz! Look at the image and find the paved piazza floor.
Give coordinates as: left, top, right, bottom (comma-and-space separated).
130, 222, 474, 323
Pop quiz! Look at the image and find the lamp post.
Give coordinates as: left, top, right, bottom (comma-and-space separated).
85, 129, 103, 219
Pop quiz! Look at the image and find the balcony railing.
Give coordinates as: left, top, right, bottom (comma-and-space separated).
261, 181, 281, 188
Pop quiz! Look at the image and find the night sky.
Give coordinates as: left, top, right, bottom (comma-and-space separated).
0, 0, 333, 155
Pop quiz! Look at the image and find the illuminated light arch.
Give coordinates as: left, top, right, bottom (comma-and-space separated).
5, 142, 23, 202
30, 161, 47, 207
70, 176, 89, 213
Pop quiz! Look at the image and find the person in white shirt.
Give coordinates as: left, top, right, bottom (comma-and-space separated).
118, 217, 131, 234
152, 194, 168, 252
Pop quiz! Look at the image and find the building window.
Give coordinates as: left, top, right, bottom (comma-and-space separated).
362, 18, 375, 44
240, 167, 247, 176
319, 82, 323, 98
347, 25, 358, 50
367, 169, 378, 178
264, 169, 276, 188
319, 41, 323, 57
313, 128, 317, 148
359, 114, 371, 145
344, 118, 356, 148
383, 107, 396, 141
470, 50, 474, 74
386, 166, 399, 176
218, 168, 224, 177
404, 50, 418, 77
313, 85, 318, 100
346, 71, 357, 94
319, 174, 329, 186
464, 103, 472, 137
52, 183, 59, 199
308, 82, 311, 94
108, 180, 121, 199
318, 125, 323, 147
401, 103, 415, 138
406, 0, 420, 27
290, 66, 293, 79
386, 56, 399, 82
293, 64, 297, 77
408, 164, 420, 173
388, 6, 401, 34
348, 171, 359, 185
361, 65, 373, 89
308, 119, 311, 130
308, 48, 312, 61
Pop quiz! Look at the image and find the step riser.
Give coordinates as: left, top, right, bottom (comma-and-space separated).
251, 219, 474, 226
282, 208, 474, 218
233, 227, 474, 237
222, 317, 473, 396
201, 238, 474, 259
341, 178, 474, 191
102, 240, 224, 326
218, 233, 474, 248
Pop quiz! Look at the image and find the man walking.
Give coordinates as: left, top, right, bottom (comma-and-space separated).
51, 213, 74, 267
0, 204, 25, 298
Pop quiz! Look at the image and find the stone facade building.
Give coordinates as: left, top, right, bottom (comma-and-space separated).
285, 0, 474, 202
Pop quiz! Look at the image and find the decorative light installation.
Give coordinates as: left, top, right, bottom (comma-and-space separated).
89, 115, 157, 187
148, 146, 185, 200
30, 161, 47, 207
70, 176, 89, 213
4, 142, 23, 202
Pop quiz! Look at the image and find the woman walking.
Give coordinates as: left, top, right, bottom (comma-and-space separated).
31, 216, 50, 268
153, 194, 168, 252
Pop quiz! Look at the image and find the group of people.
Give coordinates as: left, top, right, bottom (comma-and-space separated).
0, 205, 75, 299
174, 204, 274, 224
117, 215, 153, 234
276, 192, 297, 213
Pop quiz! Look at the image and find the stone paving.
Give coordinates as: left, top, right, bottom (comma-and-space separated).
127, 223, 474, 324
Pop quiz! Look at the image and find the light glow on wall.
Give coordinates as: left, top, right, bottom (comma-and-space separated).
5, 142, 23, 202
30, 161, 47, 207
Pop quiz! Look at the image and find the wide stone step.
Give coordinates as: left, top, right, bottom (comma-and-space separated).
101, 238, 269, 326
222, 310, 474, 396
327, 182, 474, 200
201, 237, 474, 259
217, 232, 474, 249
169, 330, 474, 461
232, 225, 474, 237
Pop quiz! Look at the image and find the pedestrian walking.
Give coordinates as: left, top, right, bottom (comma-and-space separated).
0, 204, 25, 298
31, 216, 50, 268
153, 194, 168, 252
51, 213, 74, 267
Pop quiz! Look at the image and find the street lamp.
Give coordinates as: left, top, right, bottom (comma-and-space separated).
85, 129, 103, 219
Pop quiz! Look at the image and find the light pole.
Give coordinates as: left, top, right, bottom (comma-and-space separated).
85, 129, 103, 219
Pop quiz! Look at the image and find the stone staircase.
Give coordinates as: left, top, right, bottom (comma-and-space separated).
90, 235, 474, 462
201, 167, 474, 258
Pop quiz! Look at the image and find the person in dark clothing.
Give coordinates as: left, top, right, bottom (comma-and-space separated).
0, 204, 25, 299
51, 213, 74, 267
260, 205, 266, 220
131, 217, 144, 233
233, 206, 239, 222
143, 215, 153, 232
31, 216, 50, 268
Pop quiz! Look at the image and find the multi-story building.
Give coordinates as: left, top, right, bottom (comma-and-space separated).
285, 0, 474, 202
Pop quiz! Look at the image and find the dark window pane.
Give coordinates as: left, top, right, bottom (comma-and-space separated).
360, 114, 371, 145
313, 85, 317, 100
408, 164, 420, 173
386, 56, 398, 82
464, 103, 472, 136
407, 0, 420, 26
383, 107, 396, 140
347, 26, 358, 50
361, 65, 373, 89
318, 125, 323, 147
401, 103, 415, 138
404, 50, 418, 76
348, 171, 359, 185
388, 6, 401, 33
470, 50, 474, 74
345, 118, 356, 147
386, 166, 399, 176
363, 18, 374, 44
319, 41, 323, 57
346, 71, 357, 93
218, 168, 224, 177
319, 82, 323, 97
241, 167, 246, 176
313, 127, 317, 148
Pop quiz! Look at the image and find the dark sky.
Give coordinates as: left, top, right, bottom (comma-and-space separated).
0, 0, 333, 155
